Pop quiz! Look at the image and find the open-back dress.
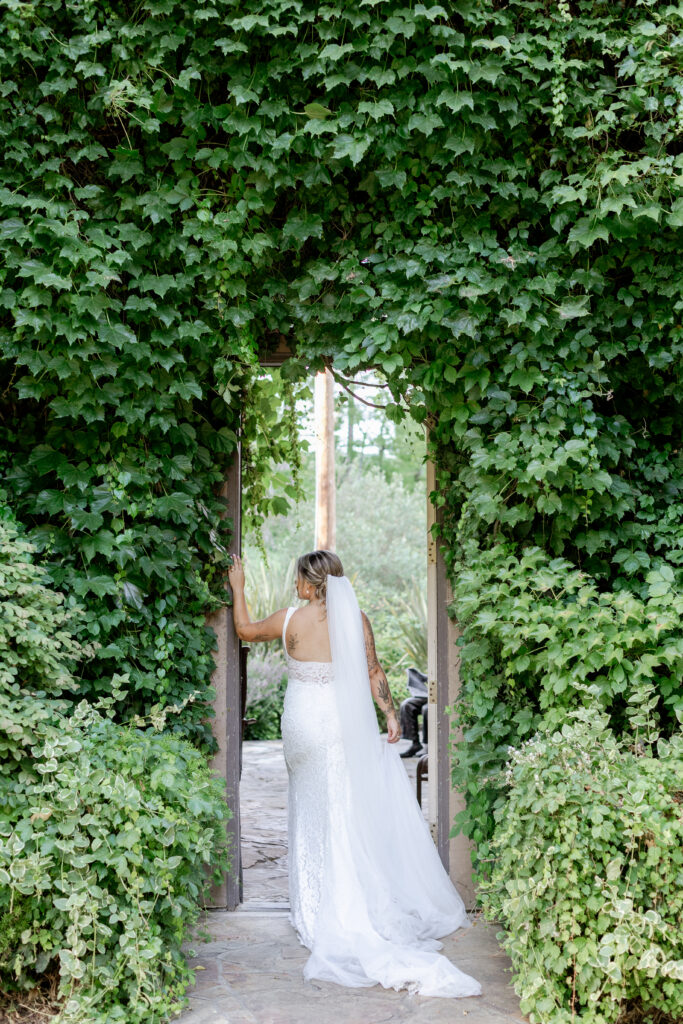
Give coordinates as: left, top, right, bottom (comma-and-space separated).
279, 605, 481, 999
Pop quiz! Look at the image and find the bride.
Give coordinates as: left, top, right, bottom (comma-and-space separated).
227, 548, 481, 999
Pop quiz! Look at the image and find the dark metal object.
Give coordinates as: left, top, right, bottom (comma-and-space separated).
416, 754, 429, 808
239, 645, 251, 778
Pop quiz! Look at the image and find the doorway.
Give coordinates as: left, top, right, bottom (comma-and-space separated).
205, 350, 474, 910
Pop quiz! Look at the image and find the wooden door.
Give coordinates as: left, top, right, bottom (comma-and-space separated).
205, 443, 243, 909
204, 354, 475, 909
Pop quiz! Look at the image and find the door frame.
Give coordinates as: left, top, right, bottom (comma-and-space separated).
206, 349, 474, 910
205, 442, 243, 910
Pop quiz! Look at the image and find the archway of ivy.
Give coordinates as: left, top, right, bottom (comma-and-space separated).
1, 0, 682, 875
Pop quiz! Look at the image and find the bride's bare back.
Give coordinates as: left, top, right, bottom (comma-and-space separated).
227, 551, 399, 740
285, 604, 332, 662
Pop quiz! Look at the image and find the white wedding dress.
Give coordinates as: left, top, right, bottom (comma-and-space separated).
279, 582, 481, 999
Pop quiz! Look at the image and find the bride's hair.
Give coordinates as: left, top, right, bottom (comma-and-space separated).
297, 549, 344, 602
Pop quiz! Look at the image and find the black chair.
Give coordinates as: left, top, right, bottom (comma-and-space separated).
416, 753, 429, 808
399, 667, 428, 758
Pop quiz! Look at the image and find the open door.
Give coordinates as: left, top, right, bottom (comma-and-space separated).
204, 347, 475, 910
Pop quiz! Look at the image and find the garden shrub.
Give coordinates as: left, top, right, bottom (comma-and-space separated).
0, 513, 91, 769
0, 519, 232, 1022
450, 541, 683, 861
480, 712, 683, 1024
1, 709, 232, 1024
243, 649, 288, 740
1, 708, 232, 1024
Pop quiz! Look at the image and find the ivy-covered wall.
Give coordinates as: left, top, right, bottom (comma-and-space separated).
2, 0, 681, 842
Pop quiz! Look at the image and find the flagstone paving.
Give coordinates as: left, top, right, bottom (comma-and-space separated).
177, 912, 526, 1024
174, 739, 526, 1024
240, 737, 428, 906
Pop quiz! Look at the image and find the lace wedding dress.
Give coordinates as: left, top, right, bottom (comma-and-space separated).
279, 582, 481, 999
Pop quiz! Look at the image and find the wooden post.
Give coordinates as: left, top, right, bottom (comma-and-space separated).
346, 390, 357, 460
204, 444, 242, 910
314, 368, 336, 550
426, 449, 476, 907
426, 457, 448, 869
445, 576, 476, 908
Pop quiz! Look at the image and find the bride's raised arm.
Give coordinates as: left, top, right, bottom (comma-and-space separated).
228, 553, 287, 642
360, 611, 400, 742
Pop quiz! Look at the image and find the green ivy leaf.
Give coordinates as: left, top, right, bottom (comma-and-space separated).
567, 219, 610, 248
330, 134, 371, 165
304, 102, 333, 119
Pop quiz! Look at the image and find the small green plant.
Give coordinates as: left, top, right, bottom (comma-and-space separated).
0, 703, 232, 1024
245, 555, 300, 632
243, 649, 288, 740
479, 710, 683, 1024
388, 581, 428, 673
450, 541, 683, 865
0, 519, 232, 1023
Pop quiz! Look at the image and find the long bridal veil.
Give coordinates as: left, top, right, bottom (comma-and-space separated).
301, 573, 481, 998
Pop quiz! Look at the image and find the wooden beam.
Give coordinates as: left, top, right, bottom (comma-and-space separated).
259, 335, 295, 367
314, 368, 336, 550
445, 575, 476, 909
426, 457, 448, 870
204, 444, 242, 909
426, 445, 475, 906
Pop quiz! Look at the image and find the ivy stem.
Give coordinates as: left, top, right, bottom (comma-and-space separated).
326, 365, 389, 409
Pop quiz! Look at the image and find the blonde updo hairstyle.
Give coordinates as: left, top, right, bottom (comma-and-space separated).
296, 549, 344, 604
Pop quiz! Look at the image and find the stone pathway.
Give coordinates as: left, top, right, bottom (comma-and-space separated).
240, 738, 428, 905
240, 740, 289, 905
178, 912, 525, 1024
175, 739, 526, 1024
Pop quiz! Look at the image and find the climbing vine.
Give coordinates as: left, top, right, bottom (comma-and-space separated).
2, 2, 682, 1019
1, 0, 681, 808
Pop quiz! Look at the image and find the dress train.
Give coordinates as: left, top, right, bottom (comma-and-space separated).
280, 604, 481, 998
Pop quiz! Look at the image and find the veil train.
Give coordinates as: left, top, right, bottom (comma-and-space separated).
301, 573, 481, 998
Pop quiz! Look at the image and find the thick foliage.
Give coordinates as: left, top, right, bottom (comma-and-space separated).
0, 1, 305, 744
0, 510, 95, 773
1, 710, 231, 1024
0, 520, 231, 1022
450, 542, 683, 854
480, 713, 683, 1024
1, 0, 681, 847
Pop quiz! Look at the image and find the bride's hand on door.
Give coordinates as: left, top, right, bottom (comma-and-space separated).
228, 553, 245, 590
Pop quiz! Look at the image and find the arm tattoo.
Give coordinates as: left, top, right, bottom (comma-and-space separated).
377, 672, 396, 715
362, 613, 396, 715
362, 613, 380, 674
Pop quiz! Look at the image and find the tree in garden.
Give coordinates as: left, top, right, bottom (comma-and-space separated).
0, 515, 231, 1021
314, 368, 336, 549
